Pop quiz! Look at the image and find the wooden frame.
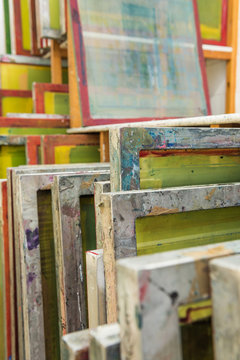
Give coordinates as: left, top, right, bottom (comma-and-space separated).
41, 134, 100, 164
117, 240, 240, 360
61, 329, 89, 359
0, 116, 69, 128
11, 0, 34, 55
36, 0, 65, 40
52, 169, 110, 335
101, 183, 240, 323
0, 90, 32, 116
94, 181, 111, 249
86, 249, 107, 329
33, 83, 69, 114
198, 0, 228, 46
67, 0, 211, 126
0, 181, 9, 360
89, 323, 120, 360
0, 135, 39, 176
7, 164, 107, 360
1, 0, 11, 54
12, 164, 109, 359
210, 254, 240, 360
110, 127, 240, 191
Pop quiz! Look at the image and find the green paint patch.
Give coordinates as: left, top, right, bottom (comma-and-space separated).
54, 145, 100, 164
3, 0, 11, 53
80, 195, 97, 325
136, 206, 240, 256
140, 149, 240, 190
0, 128, 66, 135
37, 190, 60, 360
49, 0, 60, 30
0, 146, 26, 178
44, 92, 69, 115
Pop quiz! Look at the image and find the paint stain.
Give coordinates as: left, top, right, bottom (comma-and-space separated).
26, 228, 39, 250
27, 272, 37, 286
135, 306, 143, 329
205, 188, 216, 201
147, 206, 179, 216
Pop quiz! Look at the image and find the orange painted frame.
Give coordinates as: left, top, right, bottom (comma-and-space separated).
41, 134, 99, 163
33, 83, 69, 113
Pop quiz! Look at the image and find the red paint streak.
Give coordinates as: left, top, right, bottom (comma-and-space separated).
87, 251, 99, 256
192, 0, 211, 115
140, 271, 149, 302
140, 148, 240, 158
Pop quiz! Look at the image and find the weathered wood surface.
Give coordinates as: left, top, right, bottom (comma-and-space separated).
52, 170, 110, 335
61, 329, 89, 360
67, 113, 240, 134
8, 164, 109, 359
101, 183, 240, 323
86, 250, 107, 329
11, 163, 109, 360
109, 127, 240, 191
89, 323, 120, 360
0, 181, 6, 360
94, 182, 111, 249
35, 0, 65, 39
0, 116, 69, 128
0, 180, 11, 360
210, 254, 240, 360
117, 240, 240, 360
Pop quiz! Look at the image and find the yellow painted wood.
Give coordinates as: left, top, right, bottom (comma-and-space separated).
179, 299, 212, 323
0, 128, 66, 135
136, 206, 240, 256
2, 97, 33, 116
140, 152, 240, 189
20, 0, 31, 51
44, 92, 69, 115
54, 145, 100, 164
0, 64, 51, 90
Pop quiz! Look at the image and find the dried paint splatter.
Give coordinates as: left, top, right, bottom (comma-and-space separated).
27, 272, 37, 286
26, 228, 39, 250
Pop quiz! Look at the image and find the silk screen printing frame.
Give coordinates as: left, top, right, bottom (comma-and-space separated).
13, 164, 109, 360
7, 163, 108, 360
33, 83, 69, 115
68, 0, 211, 126
100, 183, 240, 323
110, 127, 240, 191
52, 170, 110, 336
117, 240, 240, 360
41, 134, 100, 164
